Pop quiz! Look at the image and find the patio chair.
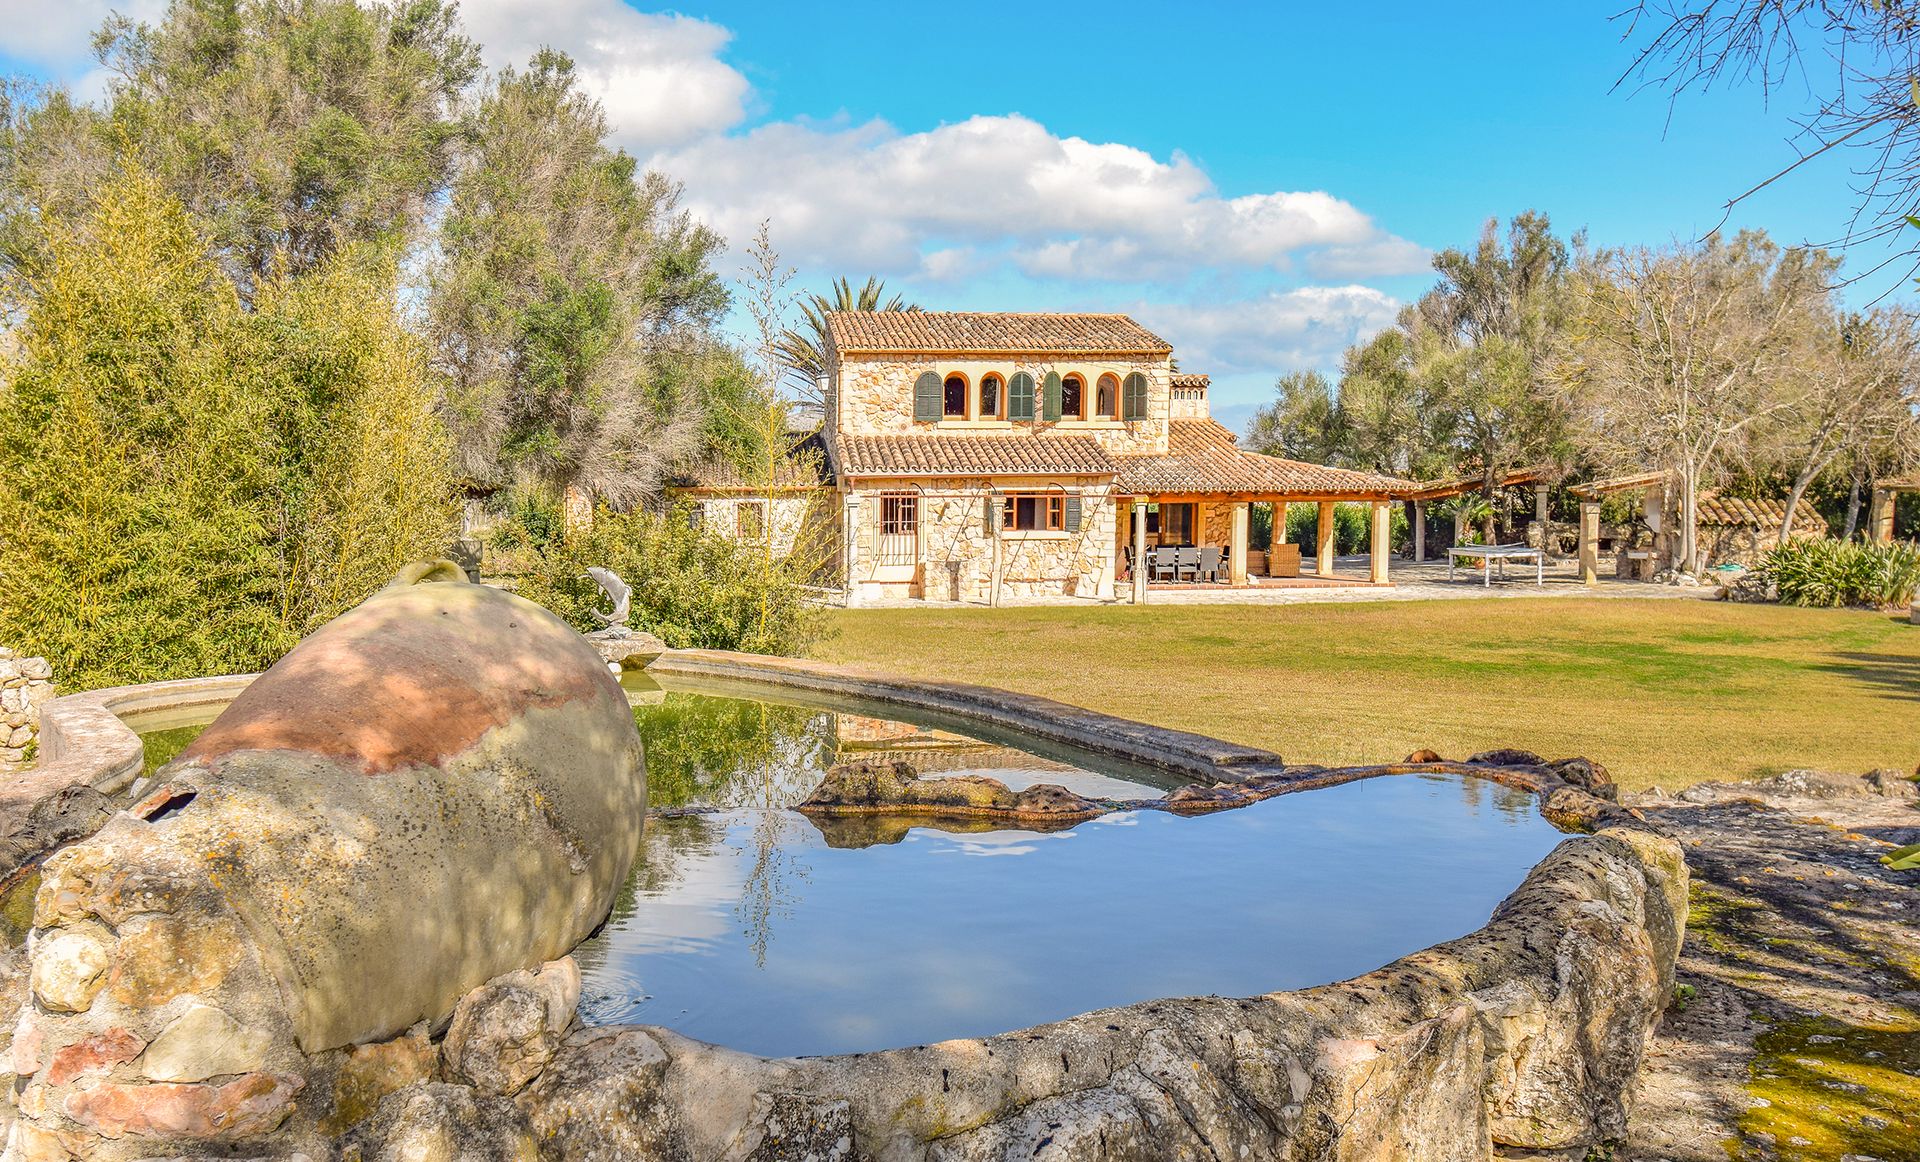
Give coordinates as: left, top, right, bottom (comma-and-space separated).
1176, 546, 1200, 582
1151, 548, 1176, 583
1198, 545, 1222, 583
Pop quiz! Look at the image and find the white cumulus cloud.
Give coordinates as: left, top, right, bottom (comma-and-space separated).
461, 0, 749, 150
647, 113, 1427, 282
1136, 286, 1404, 377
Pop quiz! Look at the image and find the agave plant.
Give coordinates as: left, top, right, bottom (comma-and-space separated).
1760, 538, 1920, 609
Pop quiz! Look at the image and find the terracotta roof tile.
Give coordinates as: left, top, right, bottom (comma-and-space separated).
1170, 372, 1211, 389
1113, 421, 1413, 497
826, 312, 1172, 355
836, 434, 1117, 478
1697, 493, 1827, 531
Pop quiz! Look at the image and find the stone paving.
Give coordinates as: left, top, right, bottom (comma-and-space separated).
1620, 772, 1920, 1162
856, 555, 1719, 608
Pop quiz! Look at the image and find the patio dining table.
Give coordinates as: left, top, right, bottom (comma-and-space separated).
1446, 543, 1545, 587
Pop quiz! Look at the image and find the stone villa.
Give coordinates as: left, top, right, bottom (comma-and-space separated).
687, 311, 1416, 606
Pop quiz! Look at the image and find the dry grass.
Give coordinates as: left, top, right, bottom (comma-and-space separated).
817, 598, 1920, 790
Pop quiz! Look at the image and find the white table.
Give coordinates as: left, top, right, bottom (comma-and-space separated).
1447, 543, 1544, 587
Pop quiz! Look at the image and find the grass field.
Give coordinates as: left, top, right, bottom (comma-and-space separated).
816, 598, 1920, 791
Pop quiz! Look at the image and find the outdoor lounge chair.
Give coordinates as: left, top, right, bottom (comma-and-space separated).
1198, 545, 1223, 583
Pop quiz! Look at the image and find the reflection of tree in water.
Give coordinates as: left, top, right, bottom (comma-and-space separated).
631, 694, 825, 965
633, 693, 834, 808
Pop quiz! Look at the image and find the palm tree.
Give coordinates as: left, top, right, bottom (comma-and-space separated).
774, 276, 920, 405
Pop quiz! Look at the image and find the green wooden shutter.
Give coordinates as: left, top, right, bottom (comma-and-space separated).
1122, 372, 1148, 421
913, 371, 941, 422
1042, 372, 1062, 421
1064, 495, 1082, 532
1009, 372, 1035, 421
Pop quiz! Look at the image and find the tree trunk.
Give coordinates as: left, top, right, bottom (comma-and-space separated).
1678, 464, 1700, 575
1842, 462, 1866, 539
1779, 468, 1816, 544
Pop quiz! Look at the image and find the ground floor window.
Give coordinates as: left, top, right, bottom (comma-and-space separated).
736, 501, 765, 538
1158, 502, 1194, 544
1002, 493, 1065, 531
877, 493, 919, 564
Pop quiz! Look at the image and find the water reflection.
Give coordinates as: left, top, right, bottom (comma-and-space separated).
580, 702, 1567, 1058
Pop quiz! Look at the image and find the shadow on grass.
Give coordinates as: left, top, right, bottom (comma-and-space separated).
1812, 652, 1920, 703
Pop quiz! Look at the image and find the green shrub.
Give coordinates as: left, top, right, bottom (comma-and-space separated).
507, 502, 832, 656
0, 166, 459, 689
1760, 538, 1920, 609
1284, 501, 1379, 554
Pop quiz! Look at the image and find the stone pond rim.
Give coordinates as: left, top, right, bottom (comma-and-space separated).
1, 585, 1687, 1160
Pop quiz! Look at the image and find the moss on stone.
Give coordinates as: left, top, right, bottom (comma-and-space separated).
1737, 1016, 1920, 1162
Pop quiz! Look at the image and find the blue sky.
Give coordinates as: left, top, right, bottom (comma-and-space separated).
1, 1, 1899, 433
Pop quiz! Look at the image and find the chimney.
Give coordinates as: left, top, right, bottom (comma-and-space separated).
1169, 373, 1210, 420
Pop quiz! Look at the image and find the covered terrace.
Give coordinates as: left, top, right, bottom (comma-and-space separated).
1111, 420, 1413, 601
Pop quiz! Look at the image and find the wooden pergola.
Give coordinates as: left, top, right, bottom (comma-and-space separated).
1398, 466, 1557, 562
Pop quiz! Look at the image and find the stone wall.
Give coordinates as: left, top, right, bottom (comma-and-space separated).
832, 353, 1174, 456
0, 651, 54, 771
845, 477, 1117, 604
337, 818, 1685, 1162
688, 493, 819, 558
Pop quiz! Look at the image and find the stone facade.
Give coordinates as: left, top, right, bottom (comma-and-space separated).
843, 476, 1117, 603
0, 650, 54, 771
688, 493, 818, 558
829, 354, 1174, 455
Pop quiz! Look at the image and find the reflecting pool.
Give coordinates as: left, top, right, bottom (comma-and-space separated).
576, 688, 1567, 1058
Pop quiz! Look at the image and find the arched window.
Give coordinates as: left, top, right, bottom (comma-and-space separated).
979, 373, 1003, 419
943, 374, 968, 418
1060, 374, 1085, 419
1095, 374, 1119, 418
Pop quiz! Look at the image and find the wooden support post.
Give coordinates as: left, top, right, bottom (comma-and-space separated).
1870, 488, 1896, 544
1412, 500, 1426, 563
1273, 501, 1288, 544
1369, 499, 1390, 584
1316, 500, 1337, 578
1132, 499, 1149, 605
1452, 505, 1466, 547
1578, 501, 1600, 587
1534, 484, 1552, 559
1230, 502, 1249, 586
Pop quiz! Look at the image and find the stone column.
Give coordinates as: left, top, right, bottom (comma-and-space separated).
1578, 501, 1601, 586
1230, 502, 1249, 586
1453, 505, 1466, 547
1369, 500, 1391, 584
1534, 484, 1552, 559
1316, 500, 1337, 578
842, 494, 863, 608
1870, 488, 1896, 544
1132, 499, 1149, 605
1412, 500, 1426, 563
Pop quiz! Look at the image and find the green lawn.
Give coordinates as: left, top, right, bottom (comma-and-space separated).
816, 599, 1920, 791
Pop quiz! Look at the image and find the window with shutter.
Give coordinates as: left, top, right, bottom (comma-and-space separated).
1042, 372, 1062, 422
1064, 495, 1082, 532
1122, 372, 1148, 420
913, 371, 941, 422
1009, 372, 1035, 420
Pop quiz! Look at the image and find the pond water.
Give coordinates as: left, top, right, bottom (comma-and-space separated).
575, 685, 1568, 1058
126, 676, 1570, 1059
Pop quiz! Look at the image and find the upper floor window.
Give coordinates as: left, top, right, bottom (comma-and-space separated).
943, 374, 968, 417
979, 373, 1003, 419
1095, 374, 1118, 418
1060, 374, 1085, 419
